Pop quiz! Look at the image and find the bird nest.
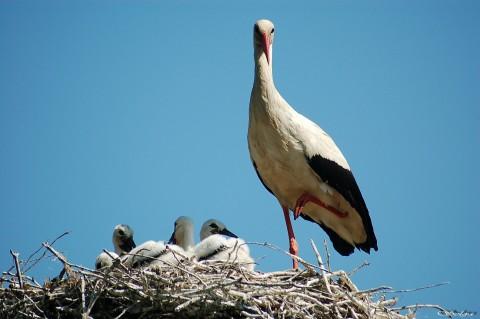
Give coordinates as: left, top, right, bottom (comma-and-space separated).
1, 237, 447, 319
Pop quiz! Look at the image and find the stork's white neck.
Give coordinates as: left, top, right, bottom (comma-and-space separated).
253, 45, 274, 93
113, 241, 122, 255
177, 225, 195, 252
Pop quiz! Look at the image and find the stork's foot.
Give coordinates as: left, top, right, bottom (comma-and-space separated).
293, 193, 309, 220
293, 192, 348, 220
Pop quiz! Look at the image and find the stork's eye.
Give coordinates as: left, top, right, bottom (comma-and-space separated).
118, 230, 125, 236
210, 223, 219, 233
254, 24, 260, 34
271, 28, 274, 34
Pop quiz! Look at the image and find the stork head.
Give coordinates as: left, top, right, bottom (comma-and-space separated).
253, 19, 275, 65
200, 219, 238, 240
112, 224, 136, 255
95, 251, 119, 270
168, 216, 194, 251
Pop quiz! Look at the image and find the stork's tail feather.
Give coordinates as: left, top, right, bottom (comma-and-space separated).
300, 214, 378, 256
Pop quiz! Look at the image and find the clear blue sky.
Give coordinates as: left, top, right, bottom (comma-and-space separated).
1, 1, 479, 316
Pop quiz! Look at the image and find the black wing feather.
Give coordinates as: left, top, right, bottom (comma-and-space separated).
306, 155, 378, 253
132, 248, 170, 268
300, 214, 354, 255
198, 245, 229, 261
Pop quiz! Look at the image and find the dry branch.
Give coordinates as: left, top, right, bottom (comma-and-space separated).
9, 250, 23, 289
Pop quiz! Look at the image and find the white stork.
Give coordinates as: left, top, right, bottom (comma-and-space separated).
95, 251, 119, 270
112, 224, 136, 256
123, 216, 194, 268
247, 19, 377, 268
168, 216, 195, 253
194, 219, 255, 271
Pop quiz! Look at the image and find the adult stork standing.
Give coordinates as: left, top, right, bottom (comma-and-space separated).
247, 19, 378, 268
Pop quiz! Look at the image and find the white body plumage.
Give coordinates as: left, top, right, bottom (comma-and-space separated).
248, 19, 377, 256
194, 219, 255, 271
95, 251, 119, 270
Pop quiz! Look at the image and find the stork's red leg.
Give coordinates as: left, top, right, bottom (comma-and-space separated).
282, 205, 299, 269
293, 192, 348, 220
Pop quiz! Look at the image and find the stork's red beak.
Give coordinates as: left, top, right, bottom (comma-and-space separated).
262, 32, 270, 64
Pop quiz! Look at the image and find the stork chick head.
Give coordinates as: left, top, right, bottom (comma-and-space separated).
168, 216, 194, 250
200, 219, 238, 240
112, 224, 136, 255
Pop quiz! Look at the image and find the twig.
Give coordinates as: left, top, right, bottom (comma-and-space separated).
42, 242, 74, 278
175, 296, 202, 311
356, 281, 449, 296
102, 249, 129, 272
310, 240, 342, 319
390, 304, 450, 313
10, 250, 23, 289
348, 305, 360, 319
42, 242, 103, 279
24, 294, 48, 319
388, 282, 449, 293
113, 306, 130, 319
86, 293, 100, 317
81, 276, 87, 319
323, 239, 331, 272
349, 260, 370, 276
309, 240, 331, 294
355, 285, 393, 295
23, 231, 70, 273
249, 241, 329, 273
